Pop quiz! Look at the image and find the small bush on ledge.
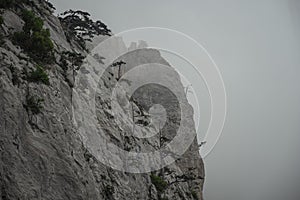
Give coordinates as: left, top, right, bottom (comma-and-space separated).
150, 174, 167, 193
27, 65, 49, 85
25, 95, 44, 115
191, 190, 199, 200
13, 10, 54, 63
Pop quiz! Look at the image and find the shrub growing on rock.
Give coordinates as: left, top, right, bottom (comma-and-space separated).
13, 10, 54, 63
191, 190, 199, 200
61, 51, 85, 70
59, 51, 85, 87
110, 60, 126, 80
25, 95, 44, 114
22, 10, 43, 33
27, 65, 49, 85
150, 174, 167, 193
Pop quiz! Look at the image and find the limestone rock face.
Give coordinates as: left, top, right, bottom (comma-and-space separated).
0, 1, 204, 200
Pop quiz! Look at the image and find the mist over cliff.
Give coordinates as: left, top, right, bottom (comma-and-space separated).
0, 1, 204, 199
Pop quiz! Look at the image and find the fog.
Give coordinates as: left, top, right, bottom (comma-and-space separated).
51, 0, 300, 199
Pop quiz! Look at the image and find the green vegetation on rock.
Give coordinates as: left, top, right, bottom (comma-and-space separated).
191, 190, 199, 200
25, 95, 44, 114
60, 51, 85, 70
13, 10, 54, 63
27, 65, 49, 85
150, 174, 167, 193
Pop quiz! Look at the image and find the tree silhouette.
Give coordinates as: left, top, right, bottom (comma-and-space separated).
198, 141, 206, 148
59, 10, 111, 50
110, 60, 126, 80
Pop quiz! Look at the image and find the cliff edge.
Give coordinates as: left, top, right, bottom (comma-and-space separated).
0, 1, 204, 199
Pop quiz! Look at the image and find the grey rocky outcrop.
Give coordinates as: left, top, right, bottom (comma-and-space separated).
0, 1, 204, 199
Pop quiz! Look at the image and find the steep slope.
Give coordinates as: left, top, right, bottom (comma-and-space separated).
0, 1, 204, 200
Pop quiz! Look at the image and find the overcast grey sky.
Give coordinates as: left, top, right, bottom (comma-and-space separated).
51, 0, 300, 199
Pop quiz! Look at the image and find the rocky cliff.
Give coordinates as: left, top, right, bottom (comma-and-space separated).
0, 1, 204, 199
